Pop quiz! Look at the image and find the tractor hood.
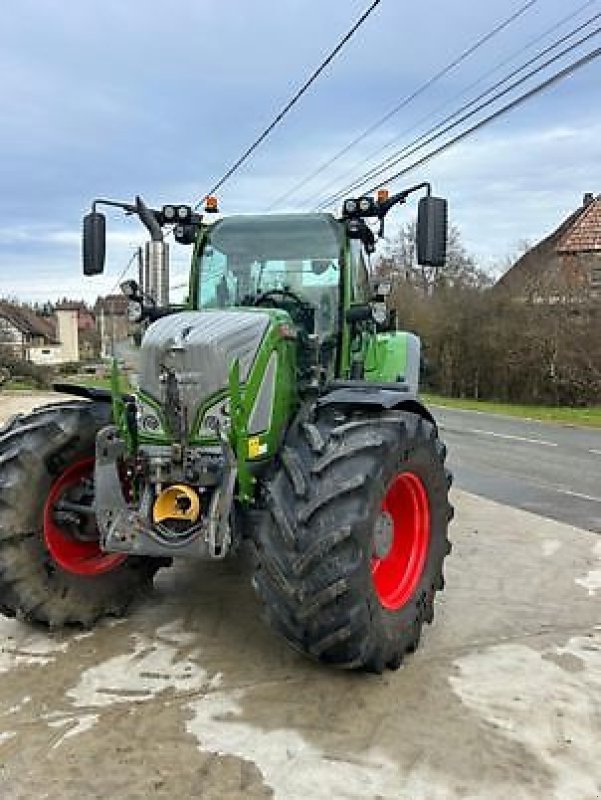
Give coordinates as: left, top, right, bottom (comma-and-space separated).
138, 310, 271, 434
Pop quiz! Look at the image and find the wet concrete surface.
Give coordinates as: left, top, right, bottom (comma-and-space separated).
0, 393, 599, 799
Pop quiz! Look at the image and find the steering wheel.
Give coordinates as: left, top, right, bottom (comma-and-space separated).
251, 288, 315, 333
251, 288, 307, 308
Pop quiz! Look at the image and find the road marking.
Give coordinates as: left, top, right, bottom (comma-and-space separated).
431, 404, 542, 425
589, 449, 601, 456
551, 486, 601, 505
463, 427, 558, 447
518, 474, 601, 504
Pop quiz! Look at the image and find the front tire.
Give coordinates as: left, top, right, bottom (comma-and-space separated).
0, 400, 162, 627
253, 409, 453, 671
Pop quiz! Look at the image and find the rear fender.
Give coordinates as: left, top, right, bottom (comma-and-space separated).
317, 381, 436, 428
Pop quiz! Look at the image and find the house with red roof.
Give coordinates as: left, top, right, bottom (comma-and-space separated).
497, 193, 601, 301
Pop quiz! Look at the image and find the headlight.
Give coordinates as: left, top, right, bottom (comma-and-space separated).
343, 199, 357, 215
198, 398, 231, 437
359, 197, 372, 213
136, 402, 165, 435
162, 205, 176, 221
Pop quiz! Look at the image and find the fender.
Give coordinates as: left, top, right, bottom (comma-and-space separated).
317, 380, 436, 427
53, 382, 134, 404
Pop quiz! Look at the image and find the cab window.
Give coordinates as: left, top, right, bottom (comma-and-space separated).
350, 240, 370, 302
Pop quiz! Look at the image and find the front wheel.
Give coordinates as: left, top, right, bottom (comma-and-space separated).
0, 400, 163, 627
252, 409, 453, 671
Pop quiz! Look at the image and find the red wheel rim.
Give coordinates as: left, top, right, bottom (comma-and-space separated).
43, 457, 126, 576
371, 472, 430, 610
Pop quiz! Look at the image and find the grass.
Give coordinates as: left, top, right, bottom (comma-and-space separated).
3, 379, 40, 391
57, 374, 133, 392
59, 375, 113, 390
422, 393, 601, 428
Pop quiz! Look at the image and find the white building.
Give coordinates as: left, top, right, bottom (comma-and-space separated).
0, 302, 80, 365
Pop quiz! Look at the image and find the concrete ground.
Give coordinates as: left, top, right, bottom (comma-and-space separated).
0, 392, 599, 799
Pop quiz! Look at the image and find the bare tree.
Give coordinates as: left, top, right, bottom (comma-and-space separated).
372, 224, 600, 406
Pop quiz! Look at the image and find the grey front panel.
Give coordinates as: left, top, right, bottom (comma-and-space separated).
138, 310, 270, 433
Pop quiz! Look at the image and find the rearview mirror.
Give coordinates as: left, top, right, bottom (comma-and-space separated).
416, 196, 447, 267
82, 211, 106, 275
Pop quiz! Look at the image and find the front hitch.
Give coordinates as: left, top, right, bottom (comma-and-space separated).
93, 426, 236, 560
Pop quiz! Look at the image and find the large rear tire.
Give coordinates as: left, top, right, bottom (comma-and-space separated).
252, 409, 452, 671
0, 400, 162, 627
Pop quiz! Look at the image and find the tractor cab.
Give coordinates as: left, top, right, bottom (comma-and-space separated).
194, 212, 344, 341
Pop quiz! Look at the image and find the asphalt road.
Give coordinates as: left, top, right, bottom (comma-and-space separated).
432, 405, 601, 533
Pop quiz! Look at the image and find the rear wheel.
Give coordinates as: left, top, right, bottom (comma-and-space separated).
252, 408, 453, 671
0, 400, 162, 627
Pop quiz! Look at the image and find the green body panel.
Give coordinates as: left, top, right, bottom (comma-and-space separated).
364, 332, 408, 383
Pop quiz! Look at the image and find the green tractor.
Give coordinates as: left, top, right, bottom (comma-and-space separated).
0, 185, 452, 671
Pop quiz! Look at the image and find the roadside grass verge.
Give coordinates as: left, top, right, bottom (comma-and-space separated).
422, 393, 601, 428
3, 379, 40, 391
56, 374, 134, 392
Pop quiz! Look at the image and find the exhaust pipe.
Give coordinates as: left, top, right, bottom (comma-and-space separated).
136, 195, 169, 306
144, 241, 170, 306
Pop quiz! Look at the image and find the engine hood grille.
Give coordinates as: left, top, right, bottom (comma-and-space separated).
138, 310, 271, 435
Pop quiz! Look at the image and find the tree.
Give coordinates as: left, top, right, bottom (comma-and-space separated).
378, 222, 491, 294
372, 224, 601, 406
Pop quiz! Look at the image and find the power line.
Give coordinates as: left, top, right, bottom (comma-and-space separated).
195, 0, 384, 206
328, 46, 601, 207
108, 248, 139, 296
317, 15, 601, 208
306, 0, 599, 209
266, 0, 538, 210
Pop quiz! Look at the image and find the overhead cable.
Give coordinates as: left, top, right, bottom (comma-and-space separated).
317, 35, 601, 209
266, 0, 539, 210
306, 0, 599, 208
331, 46, 601, 207
195, 0, 384, 205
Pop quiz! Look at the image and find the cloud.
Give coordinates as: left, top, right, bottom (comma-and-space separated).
1, 0, 600, 299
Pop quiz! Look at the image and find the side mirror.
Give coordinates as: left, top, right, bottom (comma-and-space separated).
416, 196, 447, 267
82, 211, 106, 275
345, 305, 373, 325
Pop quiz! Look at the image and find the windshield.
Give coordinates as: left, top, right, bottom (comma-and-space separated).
197, 213, 342, 337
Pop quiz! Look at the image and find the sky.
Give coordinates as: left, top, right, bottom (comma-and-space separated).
0, 0, 600, 303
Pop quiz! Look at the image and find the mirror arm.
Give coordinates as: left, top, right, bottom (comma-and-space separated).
135, 196, 163, 241
376, 182, 432, 238
92, 198, 137, 215
91, 197, 163, 241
